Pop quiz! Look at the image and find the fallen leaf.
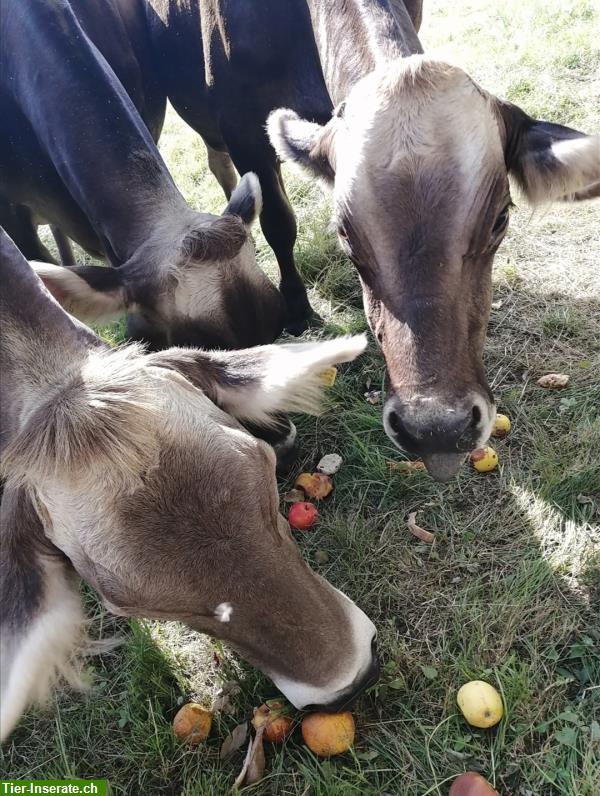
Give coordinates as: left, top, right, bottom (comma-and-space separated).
357, 749, 379, 761
407, 512, 435, 544
233, 724, 266, 789
284, 488, 305, 503
212, 693, 234, 714
537, 373, 570, 388
555, 726, 578, 747
212, 682, 242, 714
576, 494, 594, 506
364, 389, 382, 404
251, 704, 271, 730
388, 460, 426, 474
317, 453, 343, 475
244, 729, 265, 785
314, 549, 329, 565
420, 664, 438, 680
220, 721, 248, 758
233, 738, 253, 790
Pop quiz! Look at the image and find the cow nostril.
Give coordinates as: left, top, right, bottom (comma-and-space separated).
471, 405, 482, 427
388, 410, 401, 435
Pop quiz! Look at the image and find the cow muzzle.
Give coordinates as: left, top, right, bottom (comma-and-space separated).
383, 392, 495, 481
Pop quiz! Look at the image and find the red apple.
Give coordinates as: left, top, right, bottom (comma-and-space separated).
449, 772, 500, 796
288, 502, 318, 530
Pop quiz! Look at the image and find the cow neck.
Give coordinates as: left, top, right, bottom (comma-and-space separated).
3, 0, 185, 266
306, 0, 423, 104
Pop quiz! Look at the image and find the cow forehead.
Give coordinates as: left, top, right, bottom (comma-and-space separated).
40, 371, 276, 556
335, 57, 506, 215
171, 239, 259, 318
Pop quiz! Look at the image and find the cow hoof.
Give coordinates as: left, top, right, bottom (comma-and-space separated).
284, 309, 323, 336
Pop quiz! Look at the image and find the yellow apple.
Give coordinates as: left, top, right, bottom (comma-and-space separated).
492, 413, 511, 438
457, 681, 504, 728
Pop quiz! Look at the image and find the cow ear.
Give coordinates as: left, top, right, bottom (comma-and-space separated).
181, 215, 248, 262
223, 172, 262, 226
147, 334, 367, 426
31, 262, 127, 323
0, 487, 87, 742
267, 109, 336, 183
499, 100, 600, 204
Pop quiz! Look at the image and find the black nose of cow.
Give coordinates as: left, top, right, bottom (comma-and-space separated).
383, 395, 492, 481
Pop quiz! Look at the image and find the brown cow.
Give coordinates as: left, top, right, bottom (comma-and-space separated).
136, 1, 599, 479
0, 229, 378, 742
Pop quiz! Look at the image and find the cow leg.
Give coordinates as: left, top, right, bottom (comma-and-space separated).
206, 144, 238, 199
0, 200, 56, 262
222, 133, 314, 334
50, 225, 76, 266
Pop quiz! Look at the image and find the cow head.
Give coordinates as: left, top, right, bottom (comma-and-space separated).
1, 231, 377, 740
268, 56, 599, 480
32, 173, 285, 351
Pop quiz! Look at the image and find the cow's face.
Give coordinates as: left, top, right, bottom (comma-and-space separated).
268, 56, 600, 480
33, 173, 285, 352
2, 335, 377, 727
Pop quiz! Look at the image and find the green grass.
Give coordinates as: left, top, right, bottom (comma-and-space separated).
3, 1, 599, 793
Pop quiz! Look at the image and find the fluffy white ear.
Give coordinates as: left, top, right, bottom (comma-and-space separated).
267, 109, 336, 182
31, 262, 127, 323
0, 489, 88, 743
500, 101, 600, 203
147, 334, 368, 425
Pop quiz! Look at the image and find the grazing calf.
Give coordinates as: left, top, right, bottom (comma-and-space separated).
0, 230, 378, 742
0, 0, 284, 351
140, 0, 599, 479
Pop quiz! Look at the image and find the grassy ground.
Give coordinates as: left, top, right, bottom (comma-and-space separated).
3, 1, 599, 793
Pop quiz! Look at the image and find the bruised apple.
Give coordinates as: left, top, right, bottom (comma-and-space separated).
470, 446, 498, 473
301, 711, 355, 756
253, 699, 294, 743
294, 472, 334, 499
491, 413, 511, 438
172, 703, 213, 744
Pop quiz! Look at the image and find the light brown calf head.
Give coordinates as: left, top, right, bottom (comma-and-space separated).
0, 232, 376, 741
268, 55, 599, 480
